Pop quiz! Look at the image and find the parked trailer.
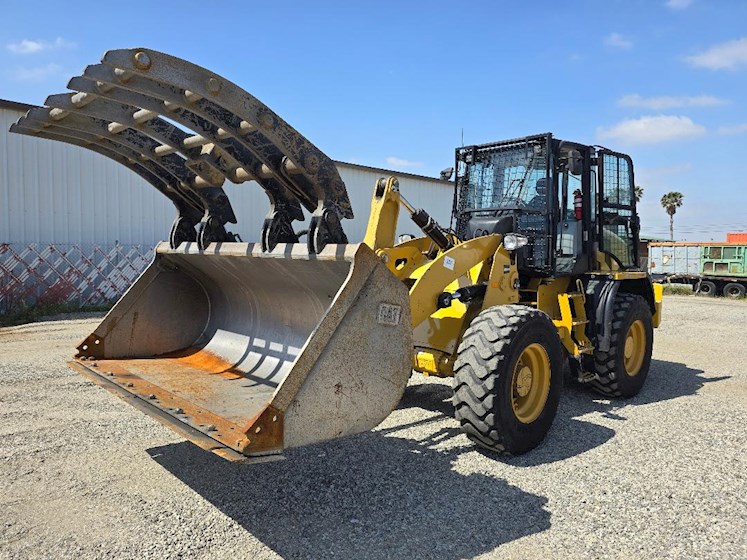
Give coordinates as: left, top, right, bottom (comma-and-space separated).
649, 242, 747, 298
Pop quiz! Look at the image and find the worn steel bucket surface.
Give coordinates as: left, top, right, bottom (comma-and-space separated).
70, 242, 412, 462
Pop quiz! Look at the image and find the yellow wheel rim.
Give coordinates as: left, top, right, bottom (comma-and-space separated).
623, 320, 646, 377
511, 343, 551, 424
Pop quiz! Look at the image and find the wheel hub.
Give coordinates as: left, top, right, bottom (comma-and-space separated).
516, 367, 533, 397
623, 320, 646, 377
625, 336, 635, 359
511, 343, 551, 424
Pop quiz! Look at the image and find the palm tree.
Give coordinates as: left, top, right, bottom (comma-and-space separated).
634, 185, 644, 203
660, 192, 684, 241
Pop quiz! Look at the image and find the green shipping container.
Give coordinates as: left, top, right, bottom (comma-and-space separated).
700, 244, 747, 278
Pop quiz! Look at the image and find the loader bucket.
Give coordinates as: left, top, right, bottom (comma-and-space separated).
70, 242, 413, 462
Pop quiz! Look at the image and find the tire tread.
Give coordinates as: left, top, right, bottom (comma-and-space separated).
589, 293, 650, 397
453, 305, 558, 454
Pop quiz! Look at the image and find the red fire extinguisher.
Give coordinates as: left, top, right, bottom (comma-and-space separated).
573, 190, 583, 220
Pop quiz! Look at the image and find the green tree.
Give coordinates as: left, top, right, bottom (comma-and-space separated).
634, 185, 644, 203
660, 192, 684, 241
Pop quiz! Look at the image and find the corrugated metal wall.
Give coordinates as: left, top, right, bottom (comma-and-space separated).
336, 164, 455, 241
1, 105, 454, 246
1, 107, 174, 245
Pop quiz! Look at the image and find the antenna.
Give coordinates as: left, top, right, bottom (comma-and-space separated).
461, 127, 464, 147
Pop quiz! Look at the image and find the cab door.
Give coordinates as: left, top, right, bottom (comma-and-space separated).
555, 147, 587, 274
596, 150, 639, 268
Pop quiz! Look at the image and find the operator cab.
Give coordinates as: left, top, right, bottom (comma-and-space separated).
454, 133, 640, 276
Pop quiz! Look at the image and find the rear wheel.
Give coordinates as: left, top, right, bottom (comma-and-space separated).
723, 282, 745, 298
589, 293, 653, 397
697, 280, 717, 296
453, 305, 563, 455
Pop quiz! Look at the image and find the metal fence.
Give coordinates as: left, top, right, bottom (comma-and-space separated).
0, 243, 154, 315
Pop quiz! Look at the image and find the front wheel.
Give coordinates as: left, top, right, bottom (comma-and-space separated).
589, 293, 653, 398
453, 305, 563, 455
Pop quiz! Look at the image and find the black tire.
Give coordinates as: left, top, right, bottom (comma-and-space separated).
697, 280, 717, 297
453, 305, 563, 455
723, 282, 745, 298
589, 293, 653, 398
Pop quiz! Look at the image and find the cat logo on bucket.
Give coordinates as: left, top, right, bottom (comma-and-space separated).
377, 303, 402, 326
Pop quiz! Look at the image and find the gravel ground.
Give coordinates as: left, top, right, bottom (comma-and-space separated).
1, 295, 745, 559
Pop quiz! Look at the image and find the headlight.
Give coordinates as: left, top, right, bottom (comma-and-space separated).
503, 233, 529, 251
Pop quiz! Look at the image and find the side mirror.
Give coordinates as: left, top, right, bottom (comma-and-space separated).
568, 150, 583, 175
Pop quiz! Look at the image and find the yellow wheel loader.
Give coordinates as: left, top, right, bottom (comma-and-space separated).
11, 48, 662, 462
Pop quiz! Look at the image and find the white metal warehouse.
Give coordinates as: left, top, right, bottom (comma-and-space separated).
1, 99, 454, 246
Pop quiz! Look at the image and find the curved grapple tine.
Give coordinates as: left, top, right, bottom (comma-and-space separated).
100, 48, 352, 252
10, 118, 201, 247
72, 68, 303, 250
73, 68, 305, 219
83, 62, 313, 251
84, 63, 313, 211
42, 91, 237, 245
21, 105, 208, 219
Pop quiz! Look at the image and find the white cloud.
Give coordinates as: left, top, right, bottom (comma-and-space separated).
604, 33, 633, 49
6, 37, 75, 55
717, 123, 747, 135
685, 37, 747, 70
597, 115, 706, 145
666, 0, 693, 9
617, 93, 728, 109
386, 156, 422, 168
9, 63, 63, 82
636, 163, 693, 183
7, 39, 44, 54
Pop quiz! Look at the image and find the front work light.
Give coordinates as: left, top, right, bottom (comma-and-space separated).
503, 233, 529, 251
